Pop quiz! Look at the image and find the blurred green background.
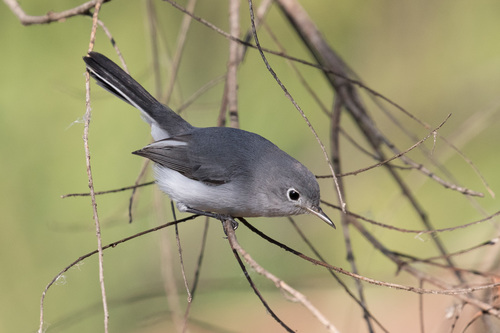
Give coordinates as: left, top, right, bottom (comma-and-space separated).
1, 0, 500, 332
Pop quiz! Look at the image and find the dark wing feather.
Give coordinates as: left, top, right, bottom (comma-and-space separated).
132, 133, 234, 185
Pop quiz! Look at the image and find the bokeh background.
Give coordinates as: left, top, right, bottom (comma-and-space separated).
2, 0, 500, 332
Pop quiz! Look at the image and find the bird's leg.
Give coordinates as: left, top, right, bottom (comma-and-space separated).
219, 216, 239, 237
182, 206, 220, 219
182, 206, 239, 232
222, 216, 239, 231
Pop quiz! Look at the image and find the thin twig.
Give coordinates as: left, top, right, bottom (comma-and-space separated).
224, 220, 339, 333
345, 214, 500, 317
84, 2, 109, 332
217, 77, 229, 127
288, 218, 389, 333
331, 83, 374, 331
227, 0, 240, 129
341, 114, 451, 177
238, 218, 500, 299
393, 238, 500, 270
162, 0, 197, 105
3, 0, 108, 26
388, 144, 484, 197
161, 0, 354, 80
217, 0, 273, 128
321, 201, 500, 235
38, 216, 197, 333
177, 74, 226, 114
96, 19, 128, 73
128, 159, 151, 223
246, 0, 345, 213
181, 217, 210, 333
171, 202, 192, 303
333, 83, 374, 332
146, 0, 162, 96
156, 193, 183, 331
419, 280, 425, 333
262, 22, 331, 117
61, 181, 155, 198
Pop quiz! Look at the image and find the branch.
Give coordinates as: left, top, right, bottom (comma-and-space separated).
227, 0, 240, 129
246, 0, 345, 213
61, 181, 155, 198
238, 218, 500, 300
38, 216, 197, 333
3, 0, 109, 26
83, 2, 109, 332
224, 220, 340, 333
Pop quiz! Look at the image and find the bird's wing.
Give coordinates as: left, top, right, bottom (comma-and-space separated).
132, 133, 239, 185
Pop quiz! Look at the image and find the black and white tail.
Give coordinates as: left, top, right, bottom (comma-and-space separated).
83, 52, 193, 139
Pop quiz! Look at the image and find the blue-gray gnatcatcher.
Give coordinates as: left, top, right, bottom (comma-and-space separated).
83, 52, 334, 228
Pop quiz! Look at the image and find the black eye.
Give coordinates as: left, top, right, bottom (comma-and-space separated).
287, 189, 300, 201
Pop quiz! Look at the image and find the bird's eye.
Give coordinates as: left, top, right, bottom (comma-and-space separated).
287, 188, 300, 201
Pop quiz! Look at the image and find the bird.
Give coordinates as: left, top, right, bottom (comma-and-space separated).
83, 52, 334, 229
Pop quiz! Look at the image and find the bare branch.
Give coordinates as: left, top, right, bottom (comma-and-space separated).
181, 218, 210, 333
321, 201, 500, 235
127, 160, 150, 223
224, 219, 340, 333
171, 203, 192, 305
3, 0, 109, 26
83, 2, 109, 332
227, 0, 241, 129
162, 0, 198, 105
61, 181, 155, 198
246, 0, 345, 214
288, 218, 390, 333
239, 218, 500, 301
38, 216, 198, 333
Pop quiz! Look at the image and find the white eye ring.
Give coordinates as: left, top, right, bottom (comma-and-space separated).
287, 188, 300, 201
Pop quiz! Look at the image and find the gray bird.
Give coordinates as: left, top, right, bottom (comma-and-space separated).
83, 52, 334, 229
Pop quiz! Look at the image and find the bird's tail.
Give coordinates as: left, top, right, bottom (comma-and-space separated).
83, 52, 192, 139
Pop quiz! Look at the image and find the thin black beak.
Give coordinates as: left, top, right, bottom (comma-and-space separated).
306, 206, 336, 229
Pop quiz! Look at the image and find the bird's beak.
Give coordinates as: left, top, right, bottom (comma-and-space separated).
306, 206, 336, 229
